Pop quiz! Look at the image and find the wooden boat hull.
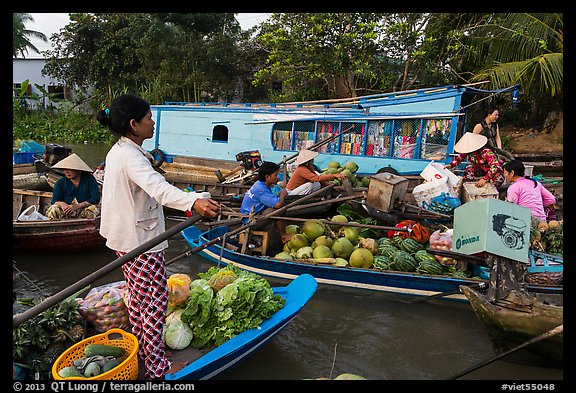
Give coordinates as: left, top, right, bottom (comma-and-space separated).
460, 285, 563, 363
166, 273, 317, 380
13, 189, 106, 253
13, 218, 106, 252
182, 225, 561, 302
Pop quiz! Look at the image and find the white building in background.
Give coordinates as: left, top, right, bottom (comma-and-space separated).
12, 58, 73, 109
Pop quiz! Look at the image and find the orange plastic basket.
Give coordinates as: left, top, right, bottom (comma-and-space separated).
52, 328, 139, 380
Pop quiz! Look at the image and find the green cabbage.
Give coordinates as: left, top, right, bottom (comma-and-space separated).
163, 311, 194, 350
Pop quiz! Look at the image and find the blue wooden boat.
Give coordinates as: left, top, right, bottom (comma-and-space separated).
144, 84, 520, 176
166, 273, 317, 380
181, 225, 561, 303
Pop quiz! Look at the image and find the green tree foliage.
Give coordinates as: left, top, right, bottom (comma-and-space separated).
43, 13, 259, 106
13, 13, 47, 58
453, 13, 562, 125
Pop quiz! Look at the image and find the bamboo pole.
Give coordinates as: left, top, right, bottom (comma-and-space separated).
268, 216, 408, 232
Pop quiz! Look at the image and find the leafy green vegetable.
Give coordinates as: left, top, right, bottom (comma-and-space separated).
180, 265, 285, 348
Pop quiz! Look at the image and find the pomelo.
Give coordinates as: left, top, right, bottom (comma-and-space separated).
341, 226, 360, 245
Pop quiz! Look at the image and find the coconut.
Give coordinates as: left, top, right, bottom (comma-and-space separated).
295, 246, 314, 259
332, 237, 354, 259
327, 161, 341, 169
312, 245, 334, 259
286, 224, 300, 234
330, 214, 348, 230
274, 251, 293, 260
314, 235, 334, 248
303, 219, 325, 241
361, 176, 371, 187
324, 168, 339, 174
349, 248, 374, 268
344, 161, 359, 173
341, 226, 360, 245
288, 233, 309, 251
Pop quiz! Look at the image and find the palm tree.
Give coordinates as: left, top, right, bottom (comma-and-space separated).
13, 13, 48, 58
462, 13, 562, 123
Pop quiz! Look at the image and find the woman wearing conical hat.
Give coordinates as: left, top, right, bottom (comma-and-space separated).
285, 149, 346, 196
444, 132, 505, 188
45, 153, 101, 220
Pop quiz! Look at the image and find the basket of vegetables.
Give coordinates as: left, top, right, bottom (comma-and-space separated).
52, 328, 138, 380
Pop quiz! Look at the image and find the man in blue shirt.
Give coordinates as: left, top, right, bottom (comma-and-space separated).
240, 161, 291, 244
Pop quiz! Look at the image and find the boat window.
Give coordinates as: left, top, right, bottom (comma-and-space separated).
316, 122, 340, 153
366, 120, 392, 157
338, 122, 366, 155
392, 119, 420, 159
272, 121, 315, 150
420, 118, 451, 160
212, 125, 229, 142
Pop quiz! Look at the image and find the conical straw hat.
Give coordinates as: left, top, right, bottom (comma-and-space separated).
454, 132, 488, 154
295, 149, 319, 166
51, 153, 93, 172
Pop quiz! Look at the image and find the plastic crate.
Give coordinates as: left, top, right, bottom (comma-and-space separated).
52, 328, 139, 380
13, 152, 35, 164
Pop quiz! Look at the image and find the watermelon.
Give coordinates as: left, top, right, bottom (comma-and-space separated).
400, 238, 425, 254
416, 259, 444, 275
392, 250, 418, 272
373, 255, 394, 270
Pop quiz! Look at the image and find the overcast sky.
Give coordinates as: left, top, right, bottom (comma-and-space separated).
24, 13, 270, 58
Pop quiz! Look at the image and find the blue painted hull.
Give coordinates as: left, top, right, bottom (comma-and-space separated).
182, 226, 562, 303
166, 273, 317, 380
182, 226, 482, 302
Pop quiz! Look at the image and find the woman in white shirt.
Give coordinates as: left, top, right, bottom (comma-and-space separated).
96, 95, 219, 379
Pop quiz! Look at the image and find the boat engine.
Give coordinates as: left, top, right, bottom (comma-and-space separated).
43, 143, 72, 166
236, 150, 263, 170
492, 214, 526, 250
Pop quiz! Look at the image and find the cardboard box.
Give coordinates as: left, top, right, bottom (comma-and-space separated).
452, 198, 532, 263
366, 173, 408, 212
462, 182, 498, 203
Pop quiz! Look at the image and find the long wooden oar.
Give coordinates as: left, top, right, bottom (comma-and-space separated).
13, 213, 205, 328
447, 324, 563, 380
166, 183, 336, 265
400, 282, 486, 304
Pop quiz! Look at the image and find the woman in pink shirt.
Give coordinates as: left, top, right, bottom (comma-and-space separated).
503, 160, 556, 222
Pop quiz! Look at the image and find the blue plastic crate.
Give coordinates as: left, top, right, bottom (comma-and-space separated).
13, 152, 35, 164
528, 250, 563, 273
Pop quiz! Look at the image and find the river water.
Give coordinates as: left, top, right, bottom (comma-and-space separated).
12, 143, 564, 383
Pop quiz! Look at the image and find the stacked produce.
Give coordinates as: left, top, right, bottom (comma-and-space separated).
319, 160, 371, 188
530, 218, 563, 256
162, 266, 285, 351
275, 217, 474, 278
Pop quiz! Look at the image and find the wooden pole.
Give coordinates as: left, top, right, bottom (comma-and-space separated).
447, 324, 563, 380
166, 183, 337, 264
268, 216, 409, 232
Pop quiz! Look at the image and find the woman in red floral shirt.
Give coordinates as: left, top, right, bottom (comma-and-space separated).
444, 132, 505, 188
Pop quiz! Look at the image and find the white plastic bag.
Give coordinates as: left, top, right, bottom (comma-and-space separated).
17, 205, 49, 221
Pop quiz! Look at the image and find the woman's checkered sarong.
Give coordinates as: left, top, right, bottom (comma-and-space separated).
116, 250, 171, 379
